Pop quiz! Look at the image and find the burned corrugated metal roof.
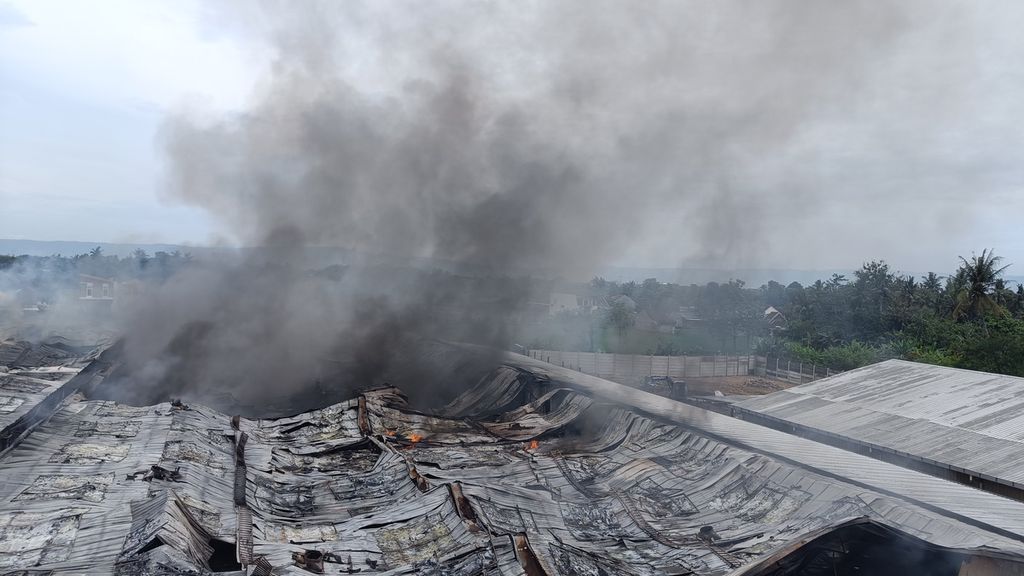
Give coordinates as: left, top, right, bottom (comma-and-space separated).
0, 339, 107, 455
0, 337, 98, 370
733, 359, 1024, 492
2, 353, 1024, 574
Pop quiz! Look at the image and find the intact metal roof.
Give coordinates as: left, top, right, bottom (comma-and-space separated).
3, 352, 1024, 574
733, 359, 1024, 489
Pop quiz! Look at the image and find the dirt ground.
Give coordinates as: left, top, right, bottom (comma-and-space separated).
684, 376, 792, 396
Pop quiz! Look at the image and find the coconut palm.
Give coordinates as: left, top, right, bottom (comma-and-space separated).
952, 249, 1010, 323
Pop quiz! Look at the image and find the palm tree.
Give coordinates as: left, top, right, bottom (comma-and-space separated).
952, 249, 1010, 323
921, 272, 943, 313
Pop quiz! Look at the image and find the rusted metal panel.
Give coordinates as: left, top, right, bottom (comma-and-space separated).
513, 532, 549, 576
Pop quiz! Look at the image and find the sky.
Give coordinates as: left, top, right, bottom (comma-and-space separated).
2, 1, 1024, 275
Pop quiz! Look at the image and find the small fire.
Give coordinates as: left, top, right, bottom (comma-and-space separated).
408, 433, 424, 444
384, 429, 397, 437
527, 439, 539, 450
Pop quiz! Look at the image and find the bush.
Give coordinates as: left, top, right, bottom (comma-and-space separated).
819, 341, 878, 371
783, 341, 823, 365
906, 346, 959, 367
956, 317, 1024, 376
778, 340, 879, 371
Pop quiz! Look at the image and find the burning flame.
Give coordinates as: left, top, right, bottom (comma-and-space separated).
384, 429, 397, 437
408, 433, 424, 444
527, 439, 539, 450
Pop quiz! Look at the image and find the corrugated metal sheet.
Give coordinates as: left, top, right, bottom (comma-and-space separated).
3, 353, 1024, 573
734, 359, 1024, 488
0, 369, 77, 434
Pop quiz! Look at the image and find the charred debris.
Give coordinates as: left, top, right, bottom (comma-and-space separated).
1, 339, 1024, 575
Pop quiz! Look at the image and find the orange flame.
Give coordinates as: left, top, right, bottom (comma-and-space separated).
408, 433, 424, 444
527, 440, 539, 450
384, 429, 397, 437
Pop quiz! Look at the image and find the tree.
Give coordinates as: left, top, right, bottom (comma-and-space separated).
604, 300, 635, 336
760, 280, 787, 307
958, 317, 1024, 376
850, 261, 894, 341
1013, 284, 1024, 318
994, 278, 1015, 309
132, 248, 150, 270
920, 272, 944, 314
825, 273, 847, 291
952, 249, 1010, 324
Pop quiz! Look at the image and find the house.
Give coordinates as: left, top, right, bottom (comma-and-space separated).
676, 306, 703, 326
77, 274, 144, 314
608, 294, 637, 311
78, 274, 115, 301
633, 309, 660, 332
548, 287, 606, 315
764, 305, 787, 328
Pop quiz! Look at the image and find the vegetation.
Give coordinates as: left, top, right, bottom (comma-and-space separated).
603, 300, 636, 336
522, 276, 764, 356
6, 245, 1024, 378
759, 251, 1024, 376
526, 250, 1024, 379
0, 248, 194, 305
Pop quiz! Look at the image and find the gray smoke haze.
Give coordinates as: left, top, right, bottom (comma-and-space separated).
102, 0, 985, 413
168, 0, 932, 268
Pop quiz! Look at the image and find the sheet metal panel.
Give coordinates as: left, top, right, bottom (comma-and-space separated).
4, 353, 1024, 573
735, 359, 1024, 488
508, 353, 1024, 541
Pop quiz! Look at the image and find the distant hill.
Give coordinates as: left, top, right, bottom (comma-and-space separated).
596, 266, 856, 287
4, 239, 1021, 287
598, 266, 1024, 288
0, 239, 211, 258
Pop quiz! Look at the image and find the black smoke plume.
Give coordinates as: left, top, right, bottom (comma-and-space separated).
101, 1, 918, 415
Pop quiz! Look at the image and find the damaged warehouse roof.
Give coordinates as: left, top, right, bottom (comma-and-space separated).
732, 359, 1024, 499
3, 348, 1024, 574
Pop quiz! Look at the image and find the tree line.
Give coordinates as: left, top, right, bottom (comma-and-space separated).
586, 250, 1024, 376
6, 246, 1023, 377
0, 247, 194, 304
763, 250, 1024, 375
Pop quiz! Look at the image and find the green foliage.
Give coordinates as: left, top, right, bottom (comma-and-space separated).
761, 251, 1024, 376
951, 249, 1010, 322
956, 317, 1024, 375
905, 345, 959, 367
523, 249, 1024, 377
783, 340, 879, 371
603, 300, 636, 336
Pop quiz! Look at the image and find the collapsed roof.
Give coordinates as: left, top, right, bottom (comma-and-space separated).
2, 348, 1024, 575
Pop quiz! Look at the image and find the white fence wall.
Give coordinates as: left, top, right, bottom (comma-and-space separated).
526, 350, 838, 384
527, 349, 763, 380
762, 357, 839, 385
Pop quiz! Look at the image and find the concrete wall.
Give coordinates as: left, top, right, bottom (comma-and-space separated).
526, 349, 764, 380
526, 350, 842, 384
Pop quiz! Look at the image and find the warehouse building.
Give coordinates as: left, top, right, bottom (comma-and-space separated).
734, 359, 1024, 501
2, 345, 1024, 574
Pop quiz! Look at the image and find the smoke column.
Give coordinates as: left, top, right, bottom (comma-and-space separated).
105, 0, 921, 414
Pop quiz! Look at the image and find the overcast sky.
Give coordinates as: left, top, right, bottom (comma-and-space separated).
3, 1, 1024, 274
